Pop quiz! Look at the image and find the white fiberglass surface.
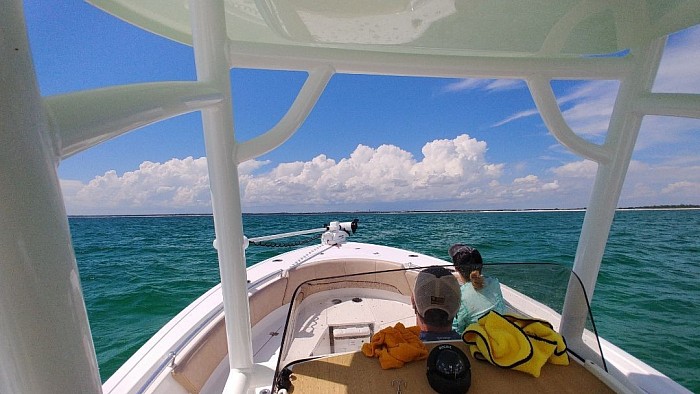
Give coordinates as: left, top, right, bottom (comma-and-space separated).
280, 288, 414, 366
87, 0, 700, 57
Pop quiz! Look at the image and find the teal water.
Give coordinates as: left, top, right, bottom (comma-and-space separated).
70, 210, 700, 391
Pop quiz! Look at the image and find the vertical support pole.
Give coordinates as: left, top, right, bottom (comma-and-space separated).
189, 0, 254, 389
0, 1, 102, 392
560, 38, 667, 351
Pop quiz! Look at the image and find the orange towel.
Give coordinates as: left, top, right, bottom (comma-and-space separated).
361, 323, 428, 369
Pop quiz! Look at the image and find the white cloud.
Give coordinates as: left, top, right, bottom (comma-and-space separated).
491, 108, 539, 128
544, 157, 700, 207
442, 78, 485, 92
620, 158, 700, 206
489, 79, 618, 135
61, 133, 700, 214
654, 25, 700, 94
559, 81, 618, 137
442, 78, 524, 93
662, 181, 699, 194
241, 134, 506, 210
492, 80, 619, 137
483, 79, 524, 91
238, 159, 270, 175
62, 156, 211, 215
542, 181, 560, 191
514, 175, 539, 184
493, 176, 560, 201
555, 27, 700, 138
62, 135, 514, 213
491, 25, 700, 143
551, 160, 598, 178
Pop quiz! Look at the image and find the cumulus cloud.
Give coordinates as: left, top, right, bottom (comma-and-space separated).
61, 131, 699, 214
62, 156, 211, 215
62, 135, 562, 214
240, 134, 507, 210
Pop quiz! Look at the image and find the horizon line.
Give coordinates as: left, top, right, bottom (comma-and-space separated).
66, 204, 700, 218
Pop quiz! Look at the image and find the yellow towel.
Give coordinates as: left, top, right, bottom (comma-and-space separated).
361, 323, 428, 369
503, 315, 569, 366
462, 311, 569, 377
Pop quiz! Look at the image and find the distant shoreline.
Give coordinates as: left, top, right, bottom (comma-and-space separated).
68, 205, 700, 218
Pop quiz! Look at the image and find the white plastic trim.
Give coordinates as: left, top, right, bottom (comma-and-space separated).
560, 38, 667, 344
538, 0, 612, 56
254, 0, 313, 42
46, 82, 224, 159
583, 361, 637, 394
189, 0, 254, 385
633, 93, 700, 119
651, 2, 700, 41
227, 41, 631, 80
0, 1, 102, 392
236, 65, 334, 163
222, 369, 249, 394
527, 75, 610, 164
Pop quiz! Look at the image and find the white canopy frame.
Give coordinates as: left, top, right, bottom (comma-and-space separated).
2, 0, 700, 393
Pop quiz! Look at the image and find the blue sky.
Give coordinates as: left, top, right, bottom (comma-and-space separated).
24, 1, 700, 214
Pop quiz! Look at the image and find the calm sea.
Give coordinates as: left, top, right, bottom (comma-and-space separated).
69, 210, 700, 391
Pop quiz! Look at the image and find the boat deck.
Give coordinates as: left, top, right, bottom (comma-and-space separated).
289, 341, 615, 393
283, 288, 415, 364
139, 255, 644, 393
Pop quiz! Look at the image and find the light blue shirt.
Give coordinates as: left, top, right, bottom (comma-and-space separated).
452, 276, 506, 334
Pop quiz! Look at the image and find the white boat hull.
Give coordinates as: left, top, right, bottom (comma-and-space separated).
103, 242, 690, 394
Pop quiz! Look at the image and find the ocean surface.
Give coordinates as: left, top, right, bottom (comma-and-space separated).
69, 210, 700, 392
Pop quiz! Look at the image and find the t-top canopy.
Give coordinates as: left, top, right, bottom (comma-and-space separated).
87, 0, 700, 58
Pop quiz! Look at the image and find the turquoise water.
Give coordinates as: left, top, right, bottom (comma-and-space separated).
70, 210, 700, 391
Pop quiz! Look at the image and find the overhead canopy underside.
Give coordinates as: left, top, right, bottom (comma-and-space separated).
87, 0, 700, 58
